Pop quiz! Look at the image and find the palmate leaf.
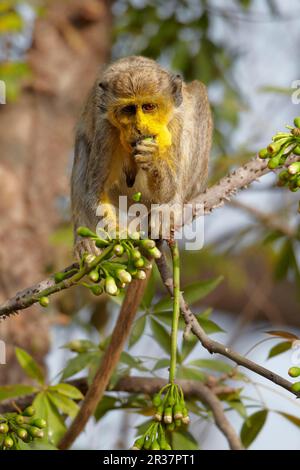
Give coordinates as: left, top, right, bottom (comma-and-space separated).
240, 409, 268, 448
33, 392, 66, 446
150, 317, 171, 355
48, 383, 83, 400
0, 384, 38, 401
61, 352, 100, 380
172, 430, 199, 450
47, 391, 79, 419
129, 315, 147, 348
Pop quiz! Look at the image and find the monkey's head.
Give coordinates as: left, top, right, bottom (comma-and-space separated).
96, 57, 183, 154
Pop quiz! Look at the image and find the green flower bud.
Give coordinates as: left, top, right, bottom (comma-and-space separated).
147, 247, 162, 259
268, 154, 282, 169
166, 422, 175, 432
90, 284, 103, 296
288, 367, 300, 378
152, 394, 162, 407
27, 426, 44, 438
105, 276, 118, 296
95, 238, 109, 248
291, 382, 300, 393
114, 244, 124, 256
151, 440, 160, 450
258, 148, 269, 159
116, 269, 132, 284
182, 415, 190, 425
0, 423, 9, 434
14, 415, 25, 425
139, 239, 156, 250
84, 254, 96, 265
288, 162, 300, 175
3, 436, 14, 448
16, 428, 28, 440
30, 418, 47, 429
54, 272, 66, 283
89, 269, 99, 282
130, 232, 140, 240
294, 145, 300, 155
173, 404, 183, 420
132, 192, 142, 202
132, 249, 142, 261
39, 296, 49, 308
163, 407, 173, 424
154, 405, 163, 421
278, 169, 290, 182
134, 270, 147, 281
77, 227, 96, 238
22, 406, 35, 417
134, 258, 144, 268
175, 419, 182, 428
294, 117, 300, 128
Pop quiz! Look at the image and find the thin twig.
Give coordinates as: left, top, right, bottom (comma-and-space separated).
155, 252, 299, 398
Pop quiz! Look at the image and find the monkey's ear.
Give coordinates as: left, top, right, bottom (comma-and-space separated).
170, 74, 183, 107
98, 80, 109, 91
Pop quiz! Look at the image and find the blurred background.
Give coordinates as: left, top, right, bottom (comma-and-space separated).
0, 0, 300, 450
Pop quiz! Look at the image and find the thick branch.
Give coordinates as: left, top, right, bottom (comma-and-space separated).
156, 251, 299, 398
58, 273, 151, 450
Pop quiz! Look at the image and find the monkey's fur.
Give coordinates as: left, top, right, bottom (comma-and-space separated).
71, 56, 212, 256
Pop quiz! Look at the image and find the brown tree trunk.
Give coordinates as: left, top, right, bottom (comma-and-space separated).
0, 0, 113, 384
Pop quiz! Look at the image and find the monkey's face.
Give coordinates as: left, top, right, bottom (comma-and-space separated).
107, 95, 174, 154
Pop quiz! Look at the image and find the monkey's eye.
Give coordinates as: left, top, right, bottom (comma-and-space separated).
142, 103, 156, 113
121, 105, 136, 115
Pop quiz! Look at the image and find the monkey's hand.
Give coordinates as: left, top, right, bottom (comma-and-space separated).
74, 238, 101, 262
133, 138, 159, 172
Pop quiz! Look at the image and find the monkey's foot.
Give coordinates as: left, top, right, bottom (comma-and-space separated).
74, 239, 101, 261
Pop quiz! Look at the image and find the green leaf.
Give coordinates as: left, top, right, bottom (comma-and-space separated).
172, 430, 199, 450
61, 339, 97, 352
181, 335, 198, 361
48, 383, 83, 400
177, 366, 206, 381
129, 315, 146, 348
153, 276, 223, 312
0, 384, 38, 401
33, 392, 66, 446
47, 391, 79, 418
141, 270, 156, 309
240, 409, 268, 448
15, 347, 45, 384
152, 358, 170, 371
61, 352, 98, 380
188, 359, 233, 373
197, 314, 225, 334
276, 411, 300, 428
267, 341, 292, 359
94, 396, 119, 421
150, 317, 171, 355
225, 399, 247, 418
120, 351, 147, 371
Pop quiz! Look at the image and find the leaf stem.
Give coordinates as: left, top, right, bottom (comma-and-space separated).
169, 240, 180, 384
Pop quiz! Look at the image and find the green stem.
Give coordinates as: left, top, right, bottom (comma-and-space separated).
169, 240, 180, 384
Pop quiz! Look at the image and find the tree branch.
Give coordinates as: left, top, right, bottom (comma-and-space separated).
58, 273, 151, 450
0, 376, 241, 450
156, 251, 299, 398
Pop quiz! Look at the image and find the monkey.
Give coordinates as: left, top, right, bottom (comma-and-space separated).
71, 56, 213, 257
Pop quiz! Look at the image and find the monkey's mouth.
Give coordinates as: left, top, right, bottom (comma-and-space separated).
130, 135, 155, 148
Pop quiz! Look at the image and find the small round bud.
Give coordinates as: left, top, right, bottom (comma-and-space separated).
132, 249, 142, 261
116, 269, 132, 284
182, 415, 190, 425
16, 428, 28, 440
288, 367, 300, 378
3, 436, 14, 448
0, 423, 9, 434
135, 270, 146, 280
113, 244, 124, 256
90, 285, 103, 296
148, 247, 162, 259
22, 406, 35, 417
39, 296, 49, 308
15, 415, 25, 425
89, 269, 99, 282
163, 407, 173, 424
30, 418, 47, 429
132, 192, 142, 202
105, 276, 118, 296
291, 382, 300, 393
258, 148, 269, 159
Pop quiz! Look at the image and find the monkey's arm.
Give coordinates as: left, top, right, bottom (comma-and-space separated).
133, 139, 177, 203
